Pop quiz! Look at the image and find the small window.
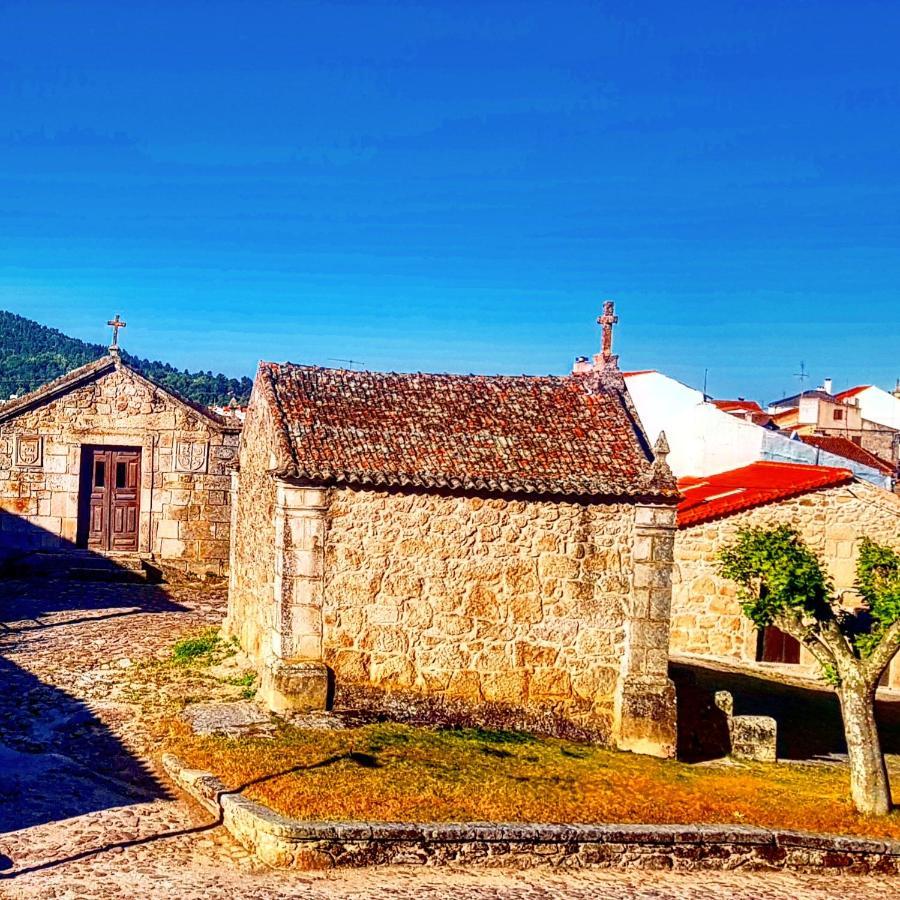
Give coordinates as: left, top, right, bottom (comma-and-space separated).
833, 409, 844, 421
94, 460, 105, 488
851, 436, 862, 446
116, 461, 127, 488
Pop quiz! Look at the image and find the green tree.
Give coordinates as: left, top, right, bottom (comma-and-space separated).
718, 525, 900, 816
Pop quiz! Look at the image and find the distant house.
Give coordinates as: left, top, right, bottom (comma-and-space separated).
833, 384, 900, 467
226, 337, 682, 756
798, 434, 896, 480
767, 386, 864, 437
671, 461, 900, 691
711, 399, 774, 428
769, 381, 900, 470
620, 370, 892, 489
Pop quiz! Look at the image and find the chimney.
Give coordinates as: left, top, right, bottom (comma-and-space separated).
572, 356, 593, 375
893, 379, 900, 400
823, 377, 833, 395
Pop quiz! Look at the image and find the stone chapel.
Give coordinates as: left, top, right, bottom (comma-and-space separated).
226, 310, 682, 757
0, 326, 240, 577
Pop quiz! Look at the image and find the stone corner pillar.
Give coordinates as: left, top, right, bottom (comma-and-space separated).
613, 502, 678, 758
258, 481, 330, 714
222, 469, 241, 639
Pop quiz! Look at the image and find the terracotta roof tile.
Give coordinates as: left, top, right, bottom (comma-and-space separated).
798, 434, 896, 476
712, 399, 764, 414
258, 363, 677, 500
678, 462, 854, 527
834, 385, 870, 401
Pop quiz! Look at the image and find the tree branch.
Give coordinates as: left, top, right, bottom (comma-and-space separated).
773, 610, 835, 672
864, 619, 900, 684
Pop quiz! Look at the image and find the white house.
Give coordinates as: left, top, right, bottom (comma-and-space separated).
622, 370, 892, 488
836, 384, 900, 430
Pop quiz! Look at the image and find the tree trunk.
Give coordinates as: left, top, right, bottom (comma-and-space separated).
838, 678, 892, 815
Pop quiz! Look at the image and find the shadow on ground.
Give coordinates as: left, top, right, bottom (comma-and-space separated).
0, 514, 189, 832
672, 659, 900, 762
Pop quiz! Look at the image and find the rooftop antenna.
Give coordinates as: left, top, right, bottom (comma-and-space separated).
703, 367, 709, 397
328, 358, 364, 370
793, 361, 810, 392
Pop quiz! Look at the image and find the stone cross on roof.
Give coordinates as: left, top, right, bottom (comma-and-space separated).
597, 300, 618, 368
107, 314, 126, 352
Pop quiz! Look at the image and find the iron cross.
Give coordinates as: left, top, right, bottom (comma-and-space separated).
107, 314, 127, 349
598, 301, 618, 360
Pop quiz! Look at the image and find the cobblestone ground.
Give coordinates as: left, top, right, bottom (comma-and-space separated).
0, 577, 895, 899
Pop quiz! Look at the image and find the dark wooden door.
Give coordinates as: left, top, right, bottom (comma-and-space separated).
757, 625, 801, 665
78, 447, 141, 552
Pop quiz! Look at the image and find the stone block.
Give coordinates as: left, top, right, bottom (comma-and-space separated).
730, 715, 777, 762
613, 677, 677, 758
481, 670, 528, 703
160, 537, 188, 559
258, 660, 329, 714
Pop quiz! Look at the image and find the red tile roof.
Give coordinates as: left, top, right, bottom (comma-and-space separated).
257, 363, 678, 500
798, 434, 896, 476
677, 462, 854, 527
834, 385, 870, 402
712, 399, 765, 414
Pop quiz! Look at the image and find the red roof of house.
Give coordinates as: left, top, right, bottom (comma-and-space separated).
256, 363, 678, 500
834, 385, 870, 402
798, 434, 895, 476
677, 462, 854, 527
712, 399, 765, 414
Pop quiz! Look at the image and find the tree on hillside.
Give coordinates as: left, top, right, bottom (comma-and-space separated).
0, 310, 252, 405
718, 525, 900, 816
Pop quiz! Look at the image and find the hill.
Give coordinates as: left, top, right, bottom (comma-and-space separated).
0, 311, 253, 406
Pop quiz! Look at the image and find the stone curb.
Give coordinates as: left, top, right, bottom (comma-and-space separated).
161, 753, 900, 873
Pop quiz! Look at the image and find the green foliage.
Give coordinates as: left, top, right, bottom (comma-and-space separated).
0, 310, 252, 406
226, 671, 258, 699
172, 629, 222, 665
718, 527, 900, 668
717, 525, 833, 626
853, 538, 900, 658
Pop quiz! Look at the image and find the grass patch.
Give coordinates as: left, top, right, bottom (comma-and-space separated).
171, 628, 227, 666
227, 672, 258, 699
172, 628, 222, 666
161, 717, 900, 839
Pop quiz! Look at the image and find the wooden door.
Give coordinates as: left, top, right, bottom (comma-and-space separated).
757, 625, 801, 665
78, 447, 141, 552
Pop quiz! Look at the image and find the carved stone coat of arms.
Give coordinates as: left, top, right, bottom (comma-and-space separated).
174, 440, 209, 473
15, 436, 43, 468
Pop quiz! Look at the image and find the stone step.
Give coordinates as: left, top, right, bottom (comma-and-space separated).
7, 550, 149, 582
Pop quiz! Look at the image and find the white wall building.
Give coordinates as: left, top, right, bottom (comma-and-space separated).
837, 384, 900, 431
624, 371, 892, 489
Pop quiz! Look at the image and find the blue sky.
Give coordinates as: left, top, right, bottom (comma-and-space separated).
1, 1, 899, 402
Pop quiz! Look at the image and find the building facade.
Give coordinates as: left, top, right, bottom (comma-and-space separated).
227, 352, 681, 757
0, 352, 241, 576
671, 462, 900, 690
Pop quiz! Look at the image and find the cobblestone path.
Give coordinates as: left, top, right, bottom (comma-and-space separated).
0, 577, 895, 899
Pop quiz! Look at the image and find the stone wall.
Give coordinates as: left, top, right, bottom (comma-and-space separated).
672, 479, 900, 688
860, 420, 899, 468
0, 362, 239, 576
224, 389, 279, 661
321, 488, 638, 739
